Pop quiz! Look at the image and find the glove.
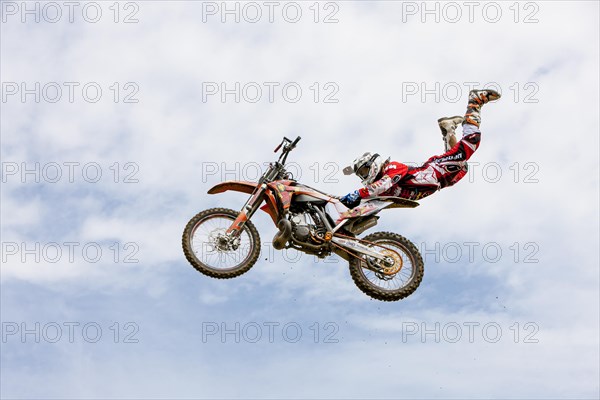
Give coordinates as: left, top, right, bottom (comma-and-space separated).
340, 190, 361, 209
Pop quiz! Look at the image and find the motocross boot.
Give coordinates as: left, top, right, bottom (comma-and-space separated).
463, 89, 501, 128
437, 115, 463, 151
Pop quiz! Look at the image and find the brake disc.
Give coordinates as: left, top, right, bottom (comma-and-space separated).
379, 248, 403, 275
209, 230, 236, 252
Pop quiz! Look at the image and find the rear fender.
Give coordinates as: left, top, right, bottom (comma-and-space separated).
336, 197, 419, 223
336, 200, 391, 223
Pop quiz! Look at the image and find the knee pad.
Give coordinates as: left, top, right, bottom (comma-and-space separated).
464, 132, 481, 145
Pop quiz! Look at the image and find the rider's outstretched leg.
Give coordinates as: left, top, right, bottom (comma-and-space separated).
437, 89, 500, 151
410, 89, 501, 192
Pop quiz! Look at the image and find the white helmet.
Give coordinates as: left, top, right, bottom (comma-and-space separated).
343, 152, 389, 185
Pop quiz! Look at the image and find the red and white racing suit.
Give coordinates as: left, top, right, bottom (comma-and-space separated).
357, 130, 481, 201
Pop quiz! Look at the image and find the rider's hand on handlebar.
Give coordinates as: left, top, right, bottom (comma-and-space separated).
340, 190, 361, 209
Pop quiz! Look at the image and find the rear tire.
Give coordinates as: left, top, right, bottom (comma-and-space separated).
182, 208, 261, 279
349, 232, 424, 301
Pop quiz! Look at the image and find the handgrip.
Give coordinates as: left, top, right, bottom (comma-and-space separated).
274, 136, 300, 153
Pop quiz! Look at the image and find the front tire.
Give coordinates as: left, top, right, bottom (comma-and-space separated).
182, 208, 261, 279
349, 232, 424, 301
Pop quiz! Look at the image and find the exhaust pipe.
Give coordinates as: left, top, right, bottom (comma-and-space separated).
273, 219, 292, 250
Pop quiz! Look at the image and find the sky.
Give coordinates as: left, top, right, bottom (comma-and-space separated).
1, 1, 599, 398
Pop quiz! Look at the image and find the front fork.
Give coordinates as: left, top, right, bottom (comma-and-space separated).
225, 183, 268, 237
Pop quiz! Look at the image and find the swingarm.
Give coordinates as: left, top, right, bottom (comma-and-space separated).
331, 236, 389, 262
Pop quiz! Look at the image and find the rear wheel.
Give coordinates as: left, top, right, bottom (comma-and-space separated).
182, 208, 261, 279
349, 232, 424, 301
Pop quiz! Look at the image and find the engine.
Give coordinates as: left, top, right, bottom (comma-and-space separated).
289, 211, 326, 243
289, 212, 312, 241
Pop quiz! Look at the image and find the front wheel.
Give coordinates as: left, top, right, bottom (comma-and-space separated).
349, 232, 424, 301
182, 208, 261, 279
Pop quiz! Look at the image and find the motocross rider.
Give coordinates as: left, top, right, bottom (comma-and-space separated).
340, 89, 501, 208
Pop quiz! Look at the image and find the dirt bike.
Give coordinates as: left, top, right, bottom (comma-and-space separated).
182, 136, 425, 301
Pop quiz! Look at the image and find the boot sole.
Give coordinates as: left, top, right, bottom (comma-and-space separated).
469, 89, 501, 101
437, 115, 464, 124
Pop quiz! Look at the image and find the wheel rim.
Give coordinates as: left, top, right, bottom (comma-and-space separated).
190, 214, 254, 271
359, 239, 416, 292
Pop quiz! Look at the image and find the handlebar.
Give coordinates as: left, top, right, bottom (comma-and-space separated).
274, 136, 301, 153
272, 136, 300, 166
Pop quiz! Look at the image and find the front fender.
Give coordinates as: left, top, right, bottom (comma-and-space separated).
207, 180, 280, 224
207, 180, 258, 195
